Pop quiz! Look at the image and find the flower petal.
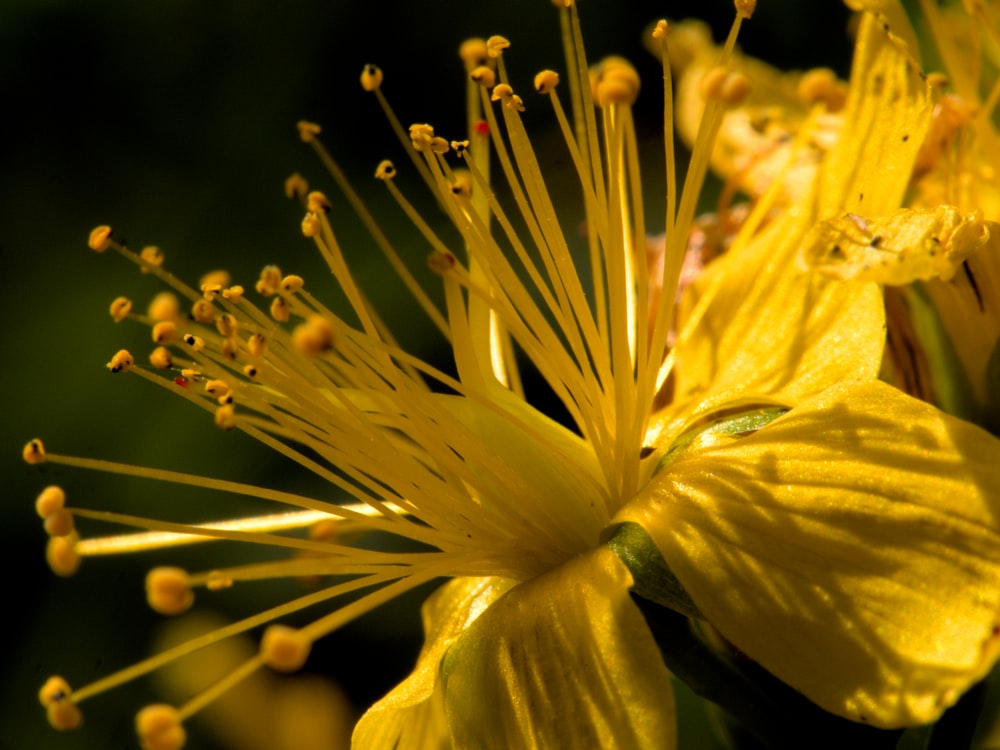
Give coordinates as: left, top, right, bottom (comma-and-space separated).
671, 214, 885, 413
353, 577, 514, 750
619, 379, 1000, 728
440, 546, 676, 750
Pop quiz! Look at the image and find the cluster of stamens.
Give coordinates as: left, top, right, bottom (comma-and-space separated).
25, 1, 766, 746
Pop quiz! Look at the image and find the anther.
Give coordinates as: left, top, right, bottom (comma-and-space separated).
182, 334, 205, 351
136, 704, 186, 750
374, 160, 397, 180
140, 246, 165, 268
281, 275, 305, 293
470, 66, 496, 88
150, 347, 173, 369
534, 70, 560, 94
292, 314, 336, 355
39, 676, 83, 731
222, 285, 245, 303
206, 571, 234, 591
88, 225, 112, 252
592, 57, 640, 107
146, 567, 194, 616
302, 212, 321, 238
148, 292, 181, 321
110, 296, 133, 323
35, 486, 66, 520
47, 533, 81, 577
409, 123, 434, 151
720, 71, 750, 106
458, 38, 489, 71
247, 333, 267, 357
204, 379, 231, 398
220, 335, 239, 360
23, 438, 46, 464
652, 20, 670, 39
191, 299, 215, 324
243, 363, 259, 379
734, 0, 756, 19
428, 250, 457, 274
451, 170, 473, 197
699, 67, 731, 102
215, 313, 239, 337
200, 283, 222, 301
200, 270, 231, 289
360, 64, 384, 92
429, 136, 451, 154
152, 321, 178, 345
297, 120, 321, 143
451, 140, 470, 154
107, 350, 135, 374
491, 83, 514, 102
486, 35, 510, 58
215, 403, 236, 431
307, 191, 332, 214
36, 486, 75, 537
260, 625, 312, 673
798, 68, 847, 111
256, 266, 283, 296
284, 173, 309, 200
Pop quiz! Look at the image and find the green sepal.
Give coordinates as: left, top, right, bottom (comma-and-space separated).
605, 521, 702, 620
653, 406, 790, 474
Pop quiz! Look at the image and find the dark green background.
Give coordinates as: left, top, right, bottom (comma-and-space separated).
1, 2, 851, 748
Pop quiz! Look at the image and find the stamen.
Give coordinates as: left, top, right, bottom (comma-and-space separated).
135, 704, 186, 750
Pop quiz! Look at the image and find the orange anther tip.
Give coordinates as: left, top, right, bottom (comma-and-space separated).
486, 35, 510, 58
284, 173, 309, 200
47, 533, 81, 577
40, 677, 82, 731
297, 120, 321, 142
44, 508, 75, 538
374, 160, 397, 180
136, 704, 186, 750
146, 567, 194, 616
534, 70, 559, 94
23, 438, 46, 464
88, 225, 112, 252
360, 64, 384, 92
735, 0, 756, 19
306, 191, 331, 214
110, 296, 133, 323
470, 66, 496, 88
107, 349, 135, 374
148, 292, 181, 321
269, 296, 290, 323
652, 20, 670, 39
458, 38, 488, 69
215, 403, 236, 431
140, 246, 165, 268
261, 625, 311, 673
149, 347, 173, 370
36, 486, 66, 519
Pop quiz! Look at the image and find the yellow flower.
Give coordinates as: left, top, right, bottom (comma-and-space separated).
24, 2, 1000, 749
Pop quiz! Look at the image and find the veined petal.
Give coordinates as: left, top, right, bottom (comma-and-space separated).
440, 546, 676, 750
353, 577, 515, 750
670, 214, 885, 415
618, 379, 1000, 728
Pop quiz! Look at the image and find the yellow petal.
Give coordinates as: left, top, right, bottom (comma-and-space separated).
619, 379, 1000, 728
819, 4, 931, 217
353, 577, 515, 750
440, 546, 676, 750
671, 214, 885, 415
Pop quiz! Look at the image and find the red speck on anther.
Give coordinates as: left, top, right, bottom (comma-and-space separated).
474, 120, 489, 136
174, 377, 188, 388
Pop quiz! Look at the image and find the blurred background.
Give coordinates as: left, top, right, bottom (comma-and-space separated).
1, 1, 852, 748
